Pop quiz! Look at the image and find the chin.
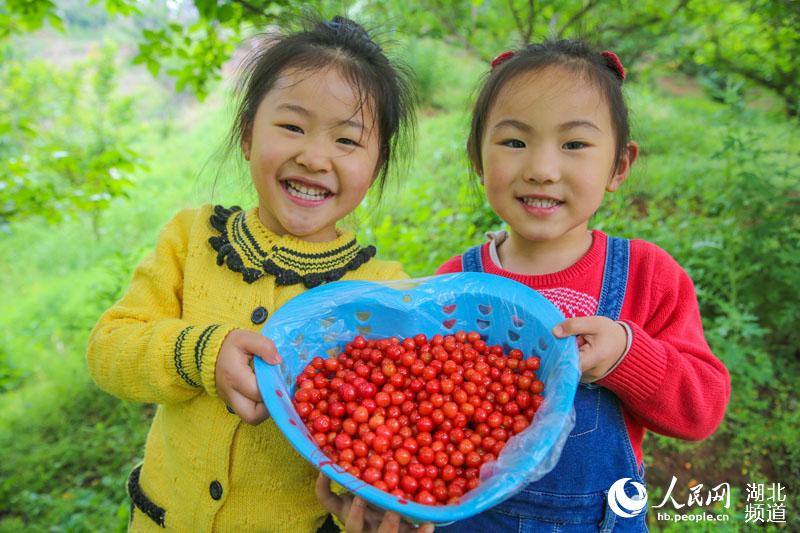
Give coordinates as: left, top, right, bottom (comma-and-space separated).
286, 222, 336, 241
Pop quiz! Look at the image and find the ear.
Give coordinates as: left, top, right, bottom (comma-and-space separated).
241, 127, 253, 161
606, 141, 638, 192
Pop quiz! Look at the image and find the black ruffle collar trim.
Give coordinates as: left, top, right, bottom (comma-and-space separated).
208, 205, 376, 288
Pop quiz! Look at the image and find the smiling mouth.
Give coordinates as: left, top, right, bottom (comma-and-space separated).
282, 179, 334, 202
519, 197, 563, 208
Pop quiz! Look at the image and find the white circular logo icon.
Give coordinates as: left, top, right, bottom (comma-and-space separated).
607, 478, 648, 518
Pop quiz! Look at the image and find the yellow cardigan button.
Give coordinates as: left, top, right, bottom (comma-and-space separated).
209, 480, 223, 500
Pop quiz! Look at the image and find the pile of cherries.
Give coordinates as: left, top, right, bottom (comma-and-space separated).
292, 331, 544, 505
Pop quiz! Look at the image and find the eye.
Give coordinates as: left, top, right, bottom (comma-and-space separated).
337, 137, 361, 147
501, 139, 525, 149
280, 124, 303, 134
563, 141, 587, 150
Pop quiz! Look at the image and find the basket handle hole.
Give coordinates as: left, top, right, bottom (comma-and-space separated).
478, 304, 492, 315
356, 311, 371, 322
477, 319, 490, 330
512, 315, 525, 328
443, 319, 456, 329
443, 304, 457, 315
508, 330, 520, 341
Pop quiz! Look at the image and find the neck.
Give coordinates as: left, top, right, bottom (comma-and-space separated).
498, 228, 593, 276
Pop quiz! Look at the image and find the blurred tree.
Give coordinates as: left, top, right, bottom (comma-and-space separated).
2, 0, 796, 113
678, 0, 800, 116
362, 0, 690, 68
0, 44, 141, 231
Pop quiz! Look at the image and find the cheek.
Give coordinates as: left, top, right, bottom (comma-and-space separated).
483, 180, 512, 213
483, 159, 513, 193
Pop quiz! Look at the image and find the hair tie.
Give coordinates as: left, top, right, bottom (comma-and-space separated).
491, 51, 515, 69
601, 50, 625, 80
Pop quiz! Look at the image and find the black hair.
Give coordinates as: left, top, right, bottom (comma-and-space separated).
468, 39, 630, 176
226, 15, 416, 196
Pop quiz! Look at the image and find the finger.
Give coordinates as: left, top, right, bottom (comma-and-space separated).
228, 389, 269, 425
238, 331, 282, 364
233, 371, 264, 403
552, 316, 603, 338
345, 496, 367, 533
417, 524, 435, 533
377, 511, 400, 533
315, 474, 343, 515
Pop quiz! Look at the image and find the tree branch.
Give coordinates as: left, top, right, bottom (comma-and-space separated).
524, 0, 535, 43
507, 0, 525, 40
599, 0, 688, 35
557, 0, 598, 38
714, 54, 793, 95
437, 20, 486, 60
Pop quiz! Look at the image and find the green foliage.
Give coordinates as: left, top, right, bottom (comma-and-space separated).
678, 0, 800, 116
6, 0, 798, 116
601, 88, 800, 520
0, 214, 153, 529
397, 38, 486, 112
0, 43, 142, 229
360, 112, 499, 277
0, 373, 150, 531
363, 0, 691, 65
0, 0, 62, 39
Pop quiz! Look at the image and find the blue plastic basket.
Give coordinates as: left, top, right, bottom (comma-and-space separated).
254, 272, 580, 524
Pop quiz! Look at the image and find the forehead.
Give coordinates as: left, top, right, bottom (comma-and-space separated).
488, 66, 611, 127
264, 66, 376, 124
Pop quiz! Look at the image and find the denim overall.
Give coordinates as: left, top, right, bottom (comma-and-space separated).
440, 237, 648, 532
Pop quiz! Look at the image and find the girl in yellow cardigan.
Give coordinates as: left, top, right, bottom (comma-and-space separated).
87, 15, 416, 531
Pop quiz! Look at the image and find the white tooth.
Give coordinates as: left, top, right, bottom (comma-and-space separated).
289, 180, 327, 198
523, 198, 559, 208
287, 180, 329, 200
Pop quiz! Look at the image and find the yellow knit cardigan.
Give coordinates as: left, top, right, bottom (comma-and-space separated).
87, 204, 406, 532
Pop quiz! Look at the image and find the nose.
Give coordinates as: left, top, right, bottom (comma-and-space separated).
523, 146, 560, 184
295, 136, 332, 173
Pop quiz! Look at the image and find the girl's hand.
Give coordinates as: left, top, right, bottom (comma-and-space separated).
552, 317, 628, 383
315, 474, 434, 533
215, 329, 282, 425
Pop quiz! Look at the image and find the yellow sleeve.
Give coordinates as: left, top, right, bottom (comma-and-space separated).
86, 208, 237, 404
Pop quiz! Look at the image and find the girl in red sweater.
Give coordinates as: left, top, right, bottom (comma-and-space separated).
435, 40, 730, 532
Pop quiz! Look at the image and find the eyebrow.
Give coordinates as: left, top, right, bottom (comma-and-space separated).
277, 103, 364, 130
492, 118, 602, 133
559, 120, 601, 132
492, 119, 532, 133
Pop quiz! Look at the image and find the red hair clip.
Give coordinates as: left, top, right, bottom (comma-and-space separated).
491, 51, 515, 69
601, 50, 625, 80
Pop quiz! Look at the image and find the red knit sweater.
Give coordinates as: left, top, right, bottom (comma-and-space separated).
436, 230, 730, 464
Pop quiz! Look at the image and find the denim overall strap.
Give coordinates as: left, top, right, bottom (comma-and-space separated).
461, 245, 484, 273
439, 235, 647, 533
597, 237, 630, 321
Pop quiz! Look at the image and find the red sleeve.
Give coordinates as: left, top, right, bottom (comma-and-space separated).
597, 241, 730, 441
435, 255, 464, 275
